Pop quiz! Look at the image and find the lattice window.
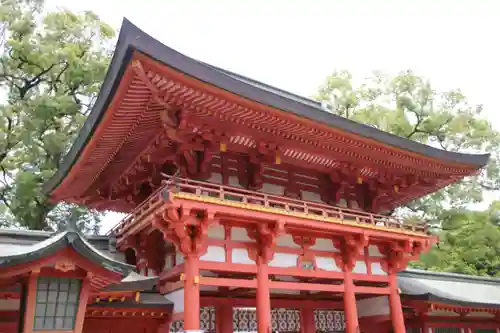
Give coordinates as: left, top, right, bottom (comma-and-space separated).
33, 277, 81, 331
170, 320, 184, 333
169, 307, 215, 333
233, 308, 257, 332
201, 307, 216, 333
233, 308, 301, 333
314, 309, 345, 333
271, 308, 301, 333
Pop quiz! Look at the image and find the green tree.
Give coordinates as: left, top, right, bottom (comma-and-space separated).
0, 0, 115, 232
315, 70, 500, 220
413, 202, 500, 277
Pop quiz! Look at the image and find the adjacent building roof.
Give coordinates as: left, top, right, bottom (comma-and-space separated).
103, 272, 158, 292
0, 228, 134, 277
89, 292, 173, 309
43, 18, 489, 196
399, 269, 500, 308
1, 228, 498, 309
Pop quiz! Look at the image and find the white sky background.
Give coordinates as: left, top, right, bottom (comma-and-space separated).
44, 0, 500, 233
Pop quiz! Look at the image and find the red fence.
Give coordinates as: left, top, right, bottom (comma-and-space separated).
109, 175, 427, 236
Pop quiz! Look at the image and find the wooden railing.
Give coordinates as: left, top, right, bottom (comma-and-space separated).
108, 175, 428, 236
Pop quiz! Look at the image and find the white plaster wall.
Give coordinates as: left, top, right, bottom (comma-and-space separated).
165, 289, 185, 314
368, 245, 384, 257
276, 234, 300, 248
208, 173, 222, 184
269, 253, 298, 268
0, 299, 19, 310
371, 263, 387, 275
232, 248, 255, 264
338, 199, 347, 208
176, 252, 184, 265
231, 227, 253, 242
353, 260, 367, 274
310, 238, 338, 252
356, 296, 390, 317
261, 183, 284, 196
164, 254, 173, 270
350, 200, 360, 210
301, 191, 322, 203
208, 224, 225, 240
228, 176, 243, 188
315, 256, 341, 271
200, 246, 226, 262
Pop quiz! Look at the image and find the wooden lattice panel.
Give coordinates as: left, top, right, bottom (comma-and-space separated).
169, 307, 345, 333
233, 308, 257, 332
170, 320, 183, 333
314, 309, 345, 333
170, 307, 215, 333
201, 307, 216, 333
233, 308, 301, 333
271, 308, 301, 333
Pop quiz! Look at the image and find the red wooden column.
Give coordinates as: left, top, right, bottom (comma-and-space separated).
22, 270, 39, 333
251, 222, 283, 333
184, 254, 201, 331
216, 303, 233, 333
300, 307, 316, 333
388, 273, 405, 333
343, 269, 359, 333
339, 235, 368, 333
153, 208, 215, 333
256, 255, 271, 333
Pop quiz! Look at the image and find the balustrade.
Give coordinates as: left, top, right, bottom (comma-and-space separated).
108, 175, 427, 236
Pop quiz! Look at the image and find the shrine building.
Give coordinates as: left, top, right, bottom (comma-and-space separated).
1, 18, 499, 333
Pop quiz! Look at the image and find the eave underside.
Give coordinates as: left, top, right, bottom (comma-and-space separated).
45, 19, 489, 213
47, 56, 484, 213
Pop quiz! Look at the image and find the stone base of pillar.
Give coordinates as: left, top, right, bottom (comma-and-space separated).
184, 330, 204, 333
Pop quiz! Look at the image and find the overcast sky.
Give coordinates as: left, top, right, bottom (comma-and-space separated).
44, 0, 500, 232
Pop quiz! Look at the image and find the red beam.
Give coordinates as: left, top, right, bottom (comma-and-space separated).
199, 277, 257, 289
159, 263, 185, 281
201, 296, 344, 309
160, 280, 184, 294
198, 261, 257, 274
269, 280, 343, 293
355, 286, 390, 295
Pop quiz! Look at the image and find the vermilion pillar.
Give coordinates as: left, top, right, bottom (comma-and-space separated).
256, 255, 271, 333
388, 273, 405, 333
216, 303, 233, 333
300, 307, 316, 333
184, 254, 201, 332
343, 269, 359, 333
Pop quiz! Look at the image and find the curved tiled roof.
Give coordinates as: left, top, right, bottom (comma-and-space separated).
43, 18, 489, 195
399, 269, 500, 308
0, 229, 134, 277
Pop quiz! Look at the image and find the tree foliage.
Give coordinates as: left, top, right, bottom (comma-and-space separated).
413, 202, 500, 277
315, 70, 500, 220
316, 70, 500, 277
0, 0, 115, 232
